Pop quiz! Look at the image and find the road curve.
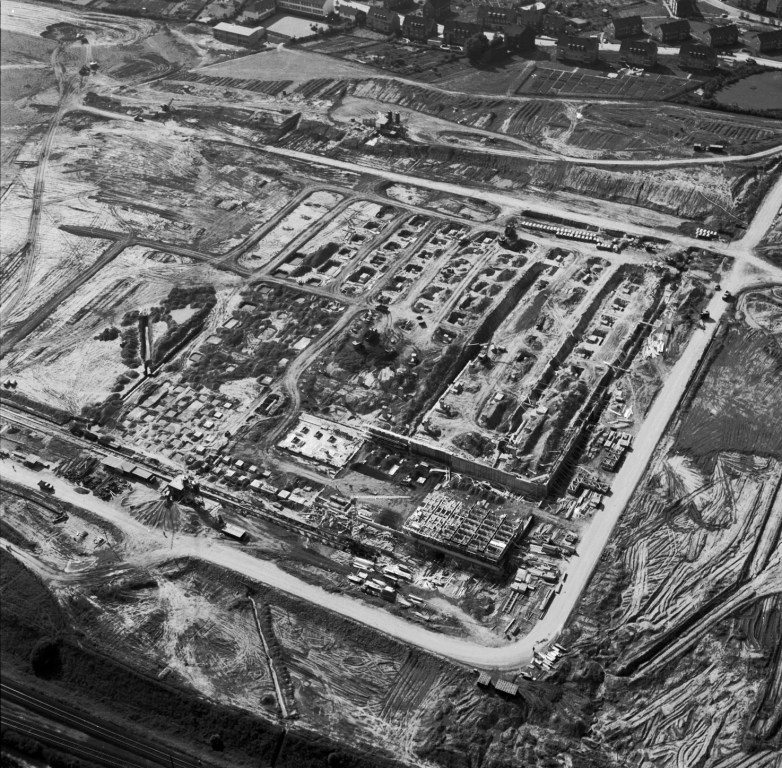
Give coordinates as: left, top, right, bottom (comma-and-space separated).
0, 276, 769, 671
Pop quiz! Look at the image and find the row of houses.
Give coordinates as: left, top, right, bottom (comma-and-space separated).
214, 0, 782, 54
557, 34, 742, 71
609, 17, 742, 47
734, 0, 782, 15
653, 20, 781, 51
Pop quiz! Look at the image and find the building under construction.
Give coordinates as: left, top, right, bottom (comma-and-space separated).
403, 491, 529, 571
362, 111, 405, 138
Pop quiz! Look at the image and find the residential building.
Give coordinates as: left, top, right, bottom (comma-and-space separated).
367, 5, 400, 32
651, 19, 690, 43
516, 1, 546, 30
276, 0, 334, 16
422, 0, 449, 21
568, 17, 590, 30
541, 13, 568, 36
477, 5, 515, 30
679, 41, 718, 70
334, 0, 369, 22
505, 24, 536, 52
749, 28, 782, 52
402, 14, 436, 40
443, 20, 482, 45
736, 0, 765, 11
340, 5, 367, 23
620, 38, 658, 67
664, 0, 698, 16
609, 14, 643, 38
556, 34, 599, 63
701, 23, 739, 47
245, 0, 277, 22
212, 22, 266, 46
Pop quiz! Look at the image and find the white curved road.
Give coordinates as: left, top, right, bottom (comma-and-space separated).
0, 267, 775, 671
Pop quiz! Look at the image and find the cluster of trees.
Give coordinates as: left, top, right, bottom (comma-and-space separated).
119, 326, 141, 368
464, 32, 513, 66
94, 326, 120, 341
152, 285, 217, 366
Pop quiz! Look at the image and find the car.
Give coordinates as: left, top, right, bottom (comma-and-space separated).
440, 44, 450, 50
721, 12, 728, 17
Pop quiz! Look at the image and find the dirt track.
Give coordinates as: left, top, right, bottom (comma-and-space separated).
0, 275, 773, 672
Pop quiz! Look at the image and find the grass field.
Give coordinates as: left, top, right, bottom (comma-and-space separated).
716, 71, 782, 112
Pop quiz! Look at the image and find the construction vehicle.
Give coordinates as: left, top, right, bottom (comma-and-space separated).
38, 480, 54, 493
134, 114, 145, 122
160, 99, 174, 114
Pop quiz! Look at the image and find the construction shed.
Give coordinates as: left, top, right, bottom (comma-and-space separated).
222, 523, 248, 541
493, 679, 519, 696
23, 454, 45, 469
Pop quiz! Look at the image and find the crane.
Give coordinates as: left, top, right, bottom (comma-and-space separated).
428, 467, 451, 483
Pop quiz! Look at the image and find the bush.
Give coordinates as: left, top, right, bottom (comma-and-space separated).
95, 326, 120, 341
376, 508, 403, 529
30, 637, 62, 679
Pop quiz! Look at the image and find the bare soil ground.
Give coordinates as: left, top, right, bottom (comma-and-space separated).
0, 247, 241, 412
558, 285, 782, 766
199, 47, 378, 82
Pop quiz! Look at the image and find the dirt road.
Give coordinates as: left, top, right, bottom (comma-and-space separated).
1, 277, 774, 673
739, 171, 782, 252
254, 144, 778, 265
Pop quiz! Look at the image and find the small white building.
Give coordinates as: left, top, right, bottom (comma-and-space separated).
213, 22, 266, 46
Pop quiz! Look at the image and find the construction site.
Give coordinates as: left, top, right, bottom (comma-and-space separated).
1, 1, 781, 767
